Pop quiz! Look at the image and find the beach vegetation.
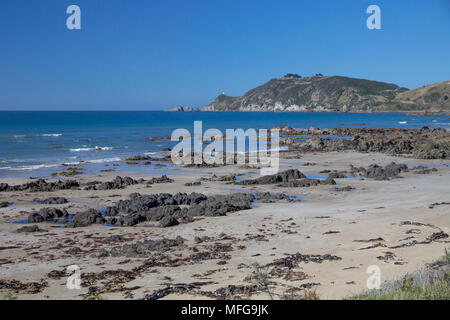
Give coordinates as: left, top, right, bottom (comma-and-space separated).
251, 263, 274, 300
352, 249, 450, 300
3, 292, 17, 300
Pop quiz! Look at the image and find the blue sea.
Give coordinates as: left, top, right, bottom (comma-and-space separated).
0, 111, 448, 178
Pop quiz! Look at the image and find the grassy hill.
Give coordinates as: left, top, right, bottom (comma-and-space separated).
391, 81, 450, 112
202, 74, 449, 112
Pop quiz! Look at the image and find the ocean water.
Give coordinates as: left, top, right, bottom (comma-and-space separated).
0, 111, 448, 178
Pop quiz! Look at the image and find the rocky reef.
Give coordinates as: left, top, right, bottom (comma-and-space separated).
279, 126, 449, 159
0, 179, 79, 192
238, 169, 336, 187
23, 191, 299, 229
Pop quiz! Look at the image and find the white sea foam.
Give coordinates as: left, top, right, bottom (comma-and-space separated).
9, 164, 59, 171
70, 148, 92, 152
70, 146, 113, 152
398, 121, 407, 124
144, 151, 171, 159
3, 133, 62, 138
144, 151, 171, 155
87, 157, 121, 164
41, 133, 62, 137
1, 157, 120, 172
62, 161, 81, 166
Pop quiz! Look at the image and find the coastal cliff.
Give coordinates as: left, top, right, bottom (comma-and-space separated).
202, 74, 450, 113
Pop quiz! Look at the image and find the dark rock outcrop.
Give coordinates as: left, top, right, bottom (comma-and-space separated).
114, 192, 207, 215
147, 175, 174, 184
334, 186, 354, 192
35, 197, 68, 205
159, 216, 179, 227
28, 208, 68, 223
282, 127, 449, 160
145, 205, 181, 221
23, 190, 301, 229
66, 209, 105, 228
108, 191, 297, 228
185, 198, 252, 217
281, 177, 336, 187
0, 202, 10, 208
103, 206, 119, 217
0, 179, 79, 192
327, 172, 347, 179
85, 176, 143, 190
238, 169, 306, 185
411, 166, 438, 174
17, 225, 42, 233
349, 162, 409, 180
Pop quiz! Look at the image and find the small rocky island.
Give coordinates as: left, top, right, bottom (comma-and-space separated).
166, 106, 201, 112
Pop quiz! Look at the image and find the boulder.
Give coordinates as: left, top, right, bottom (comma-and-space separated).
66, 209, 105, 228
17, 225, 42, 233
159, 216, 179, 228
238, 169, 306, 185
28, 208, 68, 223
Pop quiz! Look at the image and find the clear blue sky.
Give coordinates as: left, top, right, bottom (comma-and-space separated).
0, 0, 449, 110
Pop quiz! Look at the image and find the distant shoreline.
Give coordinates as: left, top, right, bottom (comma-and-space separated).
0, 110, 447, 116
166, 109, 450, 116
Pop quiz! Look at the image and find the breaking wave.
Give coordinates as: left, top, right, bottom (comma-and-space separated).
70, 146, 113, 152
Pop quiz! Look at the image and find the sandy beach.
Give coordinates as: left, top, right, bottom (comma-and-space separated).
1, 149, 448, 300
1, 0, 449, 305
